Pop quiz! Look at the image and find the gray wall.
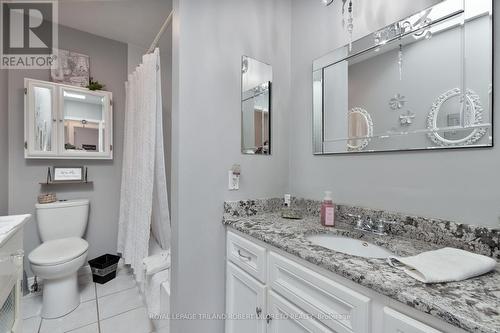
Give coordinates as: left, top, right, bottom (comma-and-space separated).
7, 25, 127, 275
171, 0, 291, 332
290, 0, 500, 227
0, 69, 8, 215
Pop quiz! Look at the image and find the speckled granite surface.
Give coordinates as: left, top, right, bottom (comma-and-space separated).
223, 199, 500, 333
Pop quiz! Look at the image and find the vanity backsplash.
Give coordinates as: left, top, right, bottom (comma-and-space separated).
223, 198, 500, 260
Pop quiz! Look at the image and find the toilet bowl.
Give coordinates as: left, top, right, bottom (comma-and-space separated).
29, 237, 89, 318
28, 199, 90, 319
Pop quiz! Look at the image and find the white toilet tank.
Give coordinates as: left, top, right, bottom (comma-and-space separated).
35, 199, 90, 242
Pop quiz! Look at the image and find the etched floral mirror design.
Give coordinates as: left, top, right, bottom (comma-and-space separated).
426, 88, 487, 147
347, 108, 373, 151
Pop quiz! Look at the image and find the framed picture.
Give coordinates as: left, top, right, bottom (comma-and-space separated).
53, 167, 84, 182
51, 49, 90, 87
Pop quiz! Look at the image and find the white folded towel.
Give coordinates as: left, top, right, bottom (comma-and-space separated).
143, 250, 171, 276
388, 247, 497, 284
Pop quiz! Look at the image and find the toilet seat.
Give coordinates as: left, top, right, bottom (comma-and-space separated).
29, 237, 89, 266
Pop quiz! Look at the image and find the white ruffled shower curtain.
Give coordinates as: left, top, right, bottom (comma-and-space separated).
117, 48, 171, 280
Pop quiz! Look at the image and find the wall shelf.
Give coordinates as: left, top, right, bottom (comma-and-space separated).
40, 166, 91, 185
39, 181, 93, 185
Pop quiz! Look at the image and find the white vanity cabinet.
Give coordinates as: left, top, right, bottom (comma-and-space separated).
24, 78, 113, 160
0, 216, 30, 333
225, 230, 464, 333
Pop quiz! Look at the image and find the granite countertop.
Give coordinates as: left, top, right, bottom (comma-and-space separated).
223, 200, 500, 333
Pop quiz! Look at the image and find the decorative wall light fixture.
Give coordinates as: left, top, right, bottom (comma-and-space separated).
398, 44, 403, 81
322, 0, 355, 51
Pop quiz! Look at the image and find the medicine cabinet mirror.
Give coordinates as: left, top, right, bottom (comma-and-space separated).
241, 56, 272, 155
313, 0, 493, 154
25, 78, 113, 159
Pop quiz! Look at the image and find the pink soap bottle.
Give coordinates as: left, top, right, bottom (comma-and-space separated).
320, 191, 335, 227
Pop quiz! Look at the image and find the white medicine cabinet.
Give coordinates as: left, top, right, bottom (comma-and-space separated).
24, 78, 113, 160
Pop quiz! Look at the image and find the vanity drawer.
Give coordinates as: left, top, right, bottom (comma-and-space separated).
383, 307, 443, 333
227, 231, 267, 283
268, 252, 371, 333
268, 291, 334, 333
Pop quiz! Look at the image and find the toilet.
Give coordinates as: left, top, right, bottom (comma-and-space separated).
28, 199, 90, 319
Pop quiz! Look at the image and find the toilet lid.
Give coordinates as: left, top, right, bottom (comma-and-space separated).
29, 237, 89, 266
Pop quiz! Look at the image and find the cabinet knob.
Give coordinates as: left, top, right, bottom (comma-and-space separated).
256, 307, 262, 318
266, 314, 273, 324
52, 118, 57, 122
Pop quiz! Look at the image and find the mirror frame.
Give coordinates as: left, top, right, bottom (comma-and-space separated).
312, 0, 493, 155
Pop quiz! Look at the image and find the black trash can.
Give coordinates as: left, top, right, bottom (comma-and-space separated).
88, 254, 121, 284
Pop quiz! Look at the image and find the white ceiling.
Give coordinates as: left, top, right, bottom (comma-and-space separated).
58, 0, 173, 48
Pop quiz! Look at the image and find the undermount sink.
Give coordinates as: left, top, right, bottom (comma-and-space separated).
306, 234, 393, 259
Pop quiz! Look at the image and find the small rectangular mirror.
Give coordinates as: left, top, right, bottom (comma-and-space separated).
241, 56, 272, 155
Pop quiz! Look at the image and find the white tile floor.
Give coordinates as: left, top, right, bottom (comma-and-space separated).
22, 265, 158, 333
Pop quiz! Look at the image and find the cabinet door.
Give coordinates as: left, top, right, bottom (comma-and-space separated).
58, 86, 113, 159
226, 262, 266, 333
383, 307, 442, 333
267, 291, 334, 333
25, 79, 58, 158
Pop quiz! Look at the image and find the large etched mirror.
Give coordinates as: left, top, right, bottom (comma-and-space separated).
241, 56, 272, 155
313, 0, 493, 154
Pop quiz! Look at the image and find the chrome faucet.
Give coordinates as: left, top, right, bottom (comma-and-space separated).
347, 214, 395, 235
